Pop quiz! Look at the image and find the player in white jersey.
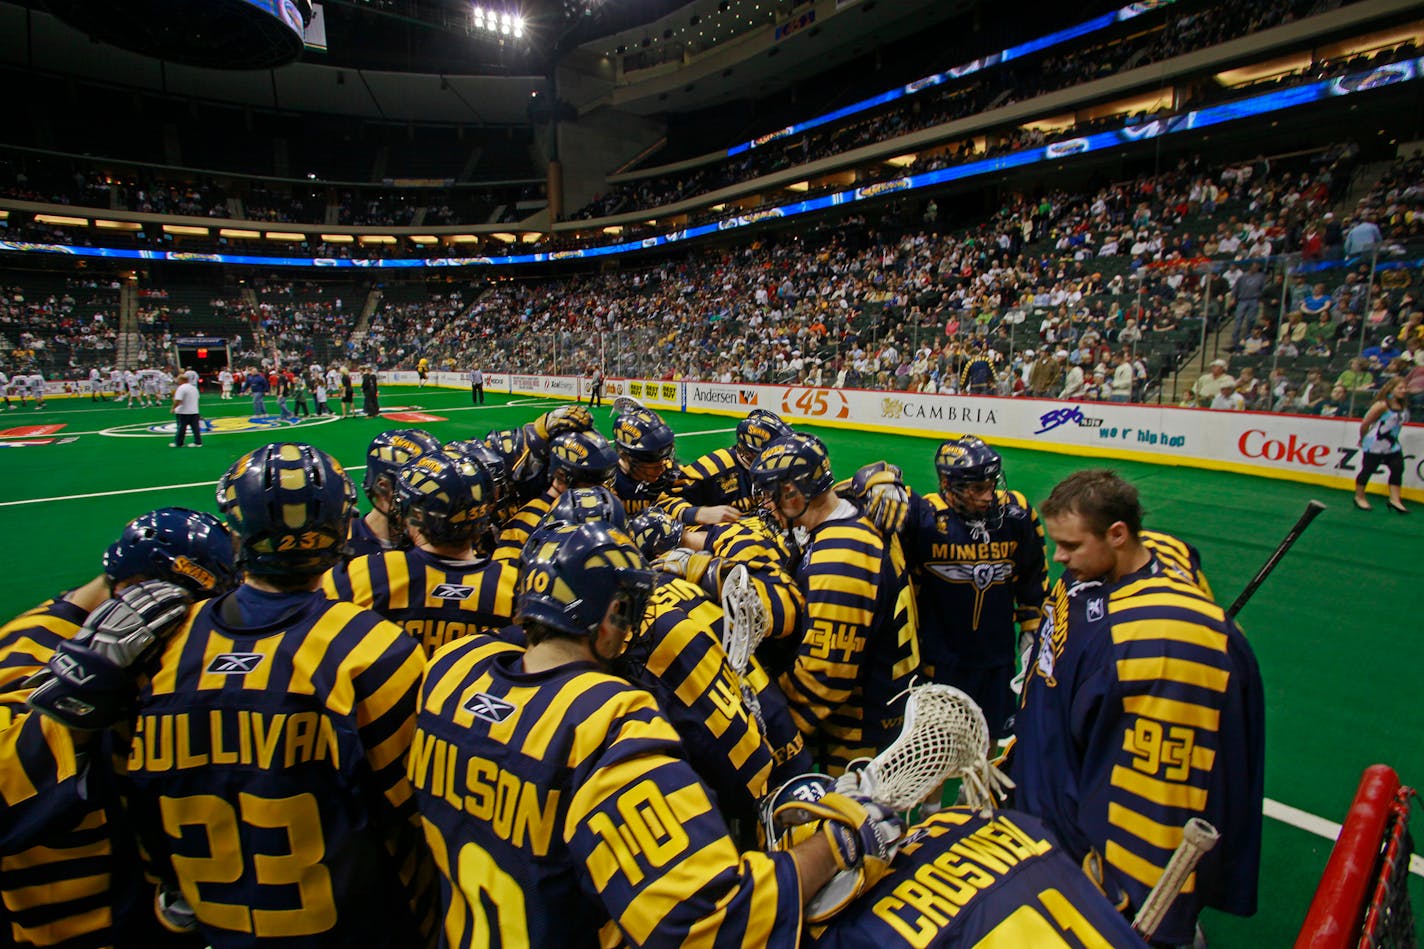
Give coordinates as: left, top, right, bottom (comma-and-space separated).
123, 370, 140, 406
140, 369, 161, 407
26, 371, 45, 409
109, 367, 123, 402
0, 370, 11, 410
218, 367, 234, 399
88, 367, 103, 401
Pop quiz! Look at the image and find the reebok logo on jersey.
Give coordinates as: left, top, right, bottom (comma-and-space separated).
207, 653, 266, 674
465, 692, 516, 724
431, 583, 475, 600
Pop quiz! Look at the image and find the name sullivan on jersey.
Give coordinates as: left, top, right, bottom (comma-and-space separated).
128, 710, 342, 771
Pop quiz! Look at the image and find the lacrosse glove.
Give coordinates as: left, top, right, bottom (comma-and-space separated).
28, 580, 191, 730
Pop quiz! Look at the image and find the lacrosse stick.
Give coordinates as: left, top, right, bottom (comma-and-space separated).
1131, 818, 1219, 940
850, 681, 1015, 814
720, 564, 769, 729
612, 394, 648, 419
783, 682, 1015, 921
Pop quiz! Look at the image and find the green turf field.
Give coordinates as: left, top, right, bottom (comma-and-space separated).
0, 384, 1418, 945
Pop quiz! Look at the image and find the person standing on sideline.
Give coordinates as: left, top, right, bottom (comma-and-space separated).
313, 371, 330, 415
588, 364, 604, 407
275, 369, 296, 420
362, 366, 380, 417
470, 366, 484, 404
242, 366, 269, 416
416, 356, 429, 388
1353, 377, 1410, 513
293, 372, 311, 417
340, 364, 354, 418
171, 370, 202, 448
218, 366, 234, 400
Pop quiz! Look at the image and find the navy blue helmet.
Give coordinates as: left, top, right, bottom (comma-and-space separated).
216, 443, 357, 577
393, 450, 495, 548
935, 436, 1006, 524
516, 521, 656, 642
548, 431, 619, 489
486, 427, 547, 500
103, 507, 239, 596
614, 407, 676, 463
362, 429, 441, 503
735, 409, 794, 466
444, 439, 512, 517
750, 432, 835, 503
628, 508, 682, 561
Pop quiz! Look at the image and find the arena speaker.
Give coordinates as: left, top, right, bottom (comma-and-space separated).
45, 0, 313, 69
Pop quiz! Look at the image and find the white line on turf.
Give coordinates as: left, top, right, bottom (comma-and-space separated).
0, 465, 369, 507
1264, 797, 1424, 877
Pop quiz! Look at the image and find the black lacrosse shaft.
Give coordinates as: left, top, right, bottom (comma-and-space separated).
1226, 500, 1326, 619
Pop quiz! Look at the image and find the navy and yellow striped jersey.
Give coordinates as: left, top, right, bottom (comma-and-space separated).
323, 547, 518, 656
412, 636, 803, 949
807, 808, 1143, 948
0, 702, 86, 852
120, 589, 438, 949
346, 513, 390, 559
610, 467, 668, 517
902, 490, 1047, 738
0, 596, 87, 690
1011, 566, 1264, 945
658, 448, 758, 525
701, 519, 806, 645
615, 576, 800, 821
778, 503, 920, 772
491, 493, 553, 563
1139, 530, 1214, 599
0, 599, 130, 949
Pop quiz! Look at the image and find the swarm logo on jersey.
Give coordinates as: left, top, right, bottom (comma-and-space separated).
102, 415, 337, 438
924, 560, 1014, 628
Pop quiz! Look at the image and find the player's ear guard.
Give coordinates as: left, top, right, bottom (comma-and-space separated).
27, 580, 191, 730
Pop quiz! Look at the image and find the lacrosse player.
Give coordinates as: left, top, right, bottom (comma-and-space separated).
1010, 469, 1264, 946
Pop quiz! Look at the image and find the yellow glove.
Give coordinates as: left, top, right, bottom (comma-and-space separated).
773, 791, 904, 922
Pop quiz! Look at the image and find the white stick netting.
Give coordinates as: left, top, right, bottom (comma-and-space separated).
721, 564, 769, 729
720, 565, 767, 674
611, 395, 647, 419
859, 682, 1015, 812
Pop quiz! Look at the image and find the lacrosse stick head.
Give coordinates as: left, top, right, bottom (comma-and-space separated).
611, 395, 648, 421
720, 564, 767, 675
859, 682, 1010, 812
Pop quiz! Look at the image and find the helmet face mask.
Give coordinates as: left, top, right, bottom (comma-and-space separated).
935, 437, 1006, 528
735, 410, 793, 467
549, 431, 619, 491
363, 430, 441, 510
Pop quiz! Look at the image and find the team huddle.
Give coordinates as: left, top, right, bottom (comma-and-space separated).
0, 400, 1263, 949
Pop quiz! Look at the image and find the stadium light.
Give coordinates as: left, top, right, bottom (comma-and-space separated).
472, 4, 523, 37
